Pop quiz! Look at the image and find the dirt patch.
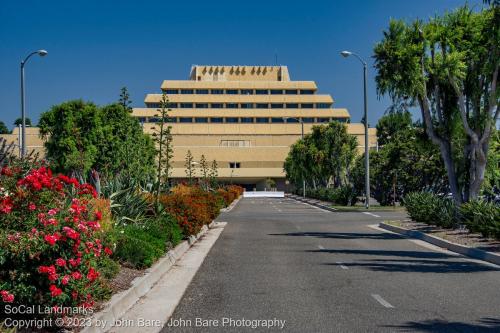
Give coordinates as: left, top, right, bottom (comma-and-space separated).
109, 266, 145, 294
389, 220, 500, 254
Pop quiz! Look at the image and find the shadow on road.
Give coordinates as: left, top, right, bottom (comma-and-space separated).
268, 231, 403, 240
323, 258, 499, 273
384, 317, 500, 332
309, 248, 451, 259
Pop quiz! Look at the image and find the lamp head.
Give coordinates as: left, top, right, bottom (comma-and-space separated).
37, 50, 48, 57
340, 51, 352, 58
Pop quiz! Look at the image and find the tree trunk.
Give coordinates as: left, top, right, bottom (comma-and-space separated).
468, 142, 488, 199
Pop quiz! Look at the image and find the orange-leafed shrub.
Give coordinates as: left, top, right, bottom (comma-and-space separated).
91, 198, 112, 231
217, 185, 244, 207
159, 185, 224, 236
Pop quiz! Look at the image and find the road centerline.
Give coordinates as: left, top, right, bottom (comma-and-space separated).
363, 212, 381, 218
371, 294, 395, 308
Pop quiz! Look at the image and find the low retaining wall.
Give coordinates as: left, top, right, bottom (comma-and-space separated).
243, 191, 284, 198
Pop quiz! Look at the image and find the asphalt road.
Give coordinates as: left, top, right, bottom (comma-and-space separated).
161, 197, 500, 333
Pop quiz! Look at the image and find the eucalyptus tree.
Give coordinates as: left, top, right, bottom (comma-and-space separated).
373, 5, 499, 202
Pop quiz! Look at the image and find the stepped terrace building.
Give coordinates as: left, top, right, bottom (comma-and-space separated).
132, 65, 376, 191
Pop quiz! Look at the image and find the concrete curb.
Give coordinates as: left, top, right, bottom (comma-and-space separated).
286, 194, 337, 213
379, 222, 500, 266
82, 220, 219, 333
220, 194, 242, 213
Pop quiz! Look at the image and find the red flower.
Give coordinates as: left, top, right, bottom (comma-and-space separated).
49, 285, 62, 297
63, 226, 80, 240
0, 197, 13, 214
0, 290, 14, 303
68, 258, 81, 267
104, 247, 113, 255
86, 267, 99, 282
1, 166, 13, 176
55, 258, 66, 267
48, 209, 57, 216
71, 271, 82, 280
61, 275, 70, 285
28, 203, 36, 211
44, 234, 59, 246
95, 211, 102, 221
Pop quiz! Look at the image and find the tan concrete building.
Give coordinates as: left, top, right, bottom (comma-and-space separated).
0, 126, 45, 158
132, 65, 377, 190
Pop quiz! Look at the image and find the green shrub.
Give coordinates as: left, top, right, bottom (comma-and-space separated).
460, 200, 500, 239
305, 186, 358, 206
403, 191, 458, 227
97, 256, 120, 280
110, 213, 183, 268
331, 185, 358, 206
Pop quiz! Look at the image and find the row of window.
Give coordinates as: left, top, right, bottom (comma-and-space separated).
163, 89, 315, 95
140, 117, 348, 124
146, 102, 332, 109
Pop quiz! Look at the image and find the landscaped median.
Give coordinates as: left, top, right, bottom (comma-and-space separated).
0, 162, 243, 332
379, 221, 500, 265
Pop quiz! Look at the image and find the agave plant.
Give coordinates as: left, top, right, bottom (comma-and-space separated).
102, 174, 151, 225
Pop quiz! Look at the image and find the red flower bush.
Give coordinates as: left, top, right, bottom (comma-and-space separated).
0, 165, 110, 313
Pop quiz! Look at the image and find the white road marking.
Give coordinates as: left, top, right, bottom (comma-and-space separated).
336, 261, 348, 270
277, 209, 282, 212
371, 294, 394, 308
363, 212, 381, 218
317, 245, 325, 250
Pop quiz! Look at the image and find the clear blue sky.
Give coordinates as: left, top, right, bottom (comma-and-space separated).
0, 0, 485, 129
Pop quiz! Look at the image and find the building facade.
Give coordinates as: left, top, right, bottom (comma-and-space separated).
132, 65, 376, 191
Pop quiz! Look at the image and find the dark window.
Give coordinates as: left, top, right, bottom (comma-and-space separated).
333, 117, 348, 123
317, 117, 330, 123
271, 117, 285, 123
286, 103, 299, 108
256, 103, 268, 109
300, 90, 314, 95
240, 89, 253, 95
229, 162, 241, 169
285, 90, 298, 95
179, 117, 193, 123
211, 89, 224, 94
256, 118, 270, 123
301, 103, 314, 108
165, 89, 178, 94
168, 102, 178, 108
138, 117, 147, 123
211, 117, 223, 123
240, 117, 254, 123
316, 103, 331, 109
302, 117, 315, 123
286, 118, 300, 123
195, 103, 208, 108
180, 103, 193, 108
271, 103, 283, 109
226, 117, 239, 123
147, 103, 160, 108
226, 89, 238, 95
149, 117, 160, 123
211, 103, 224, 108
255, 89, 268, 95
240, 103, 253, 109
180, 89, 194, 94
270, 89, 283, 95
168, 117, 178, 123
195, 117, 208, 123
196, 89, 209, 94
226, 103, 238, 108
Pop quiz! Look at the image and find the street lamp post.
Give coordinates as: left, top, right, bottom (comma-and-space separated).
340, 50, 370, 209
284, 117, 305, 198
20, 49, 47, 157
